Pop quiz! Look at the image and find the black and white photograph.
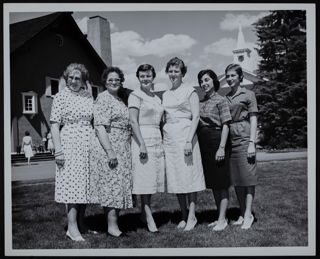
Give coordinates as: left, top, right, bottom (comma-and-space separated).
3, 2, 316, 256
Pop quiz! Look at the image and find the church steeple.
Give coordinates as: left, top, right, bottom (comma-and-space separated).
236, 23, 246, 49
232, 23, 253, 71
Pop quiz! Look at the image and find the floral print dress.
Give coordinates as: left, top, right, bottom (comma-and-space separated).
50, 87, 94, 204
89, 90, 133, 209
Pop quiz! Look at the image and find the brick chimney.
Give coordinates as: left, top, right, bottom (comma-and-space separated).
87, 16, 112, 66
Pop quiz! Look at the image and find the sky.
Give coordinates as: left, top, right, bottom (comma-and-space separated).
10, 9, 269, 91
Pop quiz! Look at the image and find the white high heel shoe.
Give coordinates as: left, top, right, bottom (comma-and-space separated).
66, 230, 85, 242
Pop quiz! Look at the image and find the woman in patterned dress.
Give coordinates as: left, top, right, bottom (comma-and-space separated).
197, 69, 232, 231
225, 63, 258, 230
162, 57, 206, 231
50, 63, 94, 242
128, 64, 165, 233
89, 66, 132, 238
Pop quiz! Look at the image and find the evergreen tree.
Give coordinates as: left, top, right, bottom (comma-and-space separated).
253, 10, 307, 148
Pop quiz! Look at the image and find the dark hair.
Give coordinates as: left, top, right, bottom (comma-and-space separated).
101, 66, 128, 106
225, 63, 244, 82
63, 63, 89, 83
136, 64, 156, 79
101, 66, 125, 85
165, 57, 187, 77
197, 69, 220, 92
25, 131, 30, 136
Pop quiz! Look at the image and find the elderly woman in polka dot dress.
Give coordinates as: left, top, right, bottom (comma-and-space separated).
50, 63, 94, 242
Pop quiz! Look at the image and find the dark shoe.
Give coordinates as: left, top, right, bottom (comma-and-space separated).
78, 224, 89, 234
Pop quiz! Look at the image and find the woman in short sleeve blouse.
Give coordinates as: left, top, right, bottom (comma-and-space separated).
128, 64, 165, 233
197, 69, 232, 231
225, 63, 258, 230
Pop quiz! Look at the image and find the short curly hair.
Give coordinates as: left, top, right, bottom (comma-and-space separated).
165, 57, 187, 77
225, 63, 244, 82
101, 66, 125, 86
197, 69, 220, 92
63, 63, 89, 83
136, 64, 156, 79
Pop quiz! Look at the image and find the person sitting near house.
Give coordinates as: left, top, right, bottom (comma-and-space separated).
22, 131, 34, 166
50, 63, 94, 242
42, 134, 47, 152
47, 131, 54, 154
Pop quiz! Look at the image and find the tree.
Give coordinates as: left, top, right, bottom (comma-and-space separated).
253, 11, 307, 149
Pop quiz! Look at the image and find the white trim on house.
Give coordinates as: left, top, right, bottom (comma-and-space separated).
45, 76, 61, 97
21, 91, 38, 114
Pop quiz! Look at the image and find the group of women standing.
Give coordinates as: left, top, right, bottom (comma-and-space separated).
50, 57, 258, 242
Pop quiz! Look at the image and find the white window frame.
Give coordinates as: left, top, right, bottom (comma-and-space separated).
21, 91, 38, 114
45, 76, 62, 97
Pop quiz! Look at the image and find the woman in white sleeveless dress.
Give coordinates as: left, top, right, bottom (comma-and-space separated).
22, 131, 34, 165
162, 57, 205, 231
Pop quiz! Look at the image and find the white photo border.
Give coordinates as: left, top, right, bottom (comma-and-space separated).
3, 2, 316, 256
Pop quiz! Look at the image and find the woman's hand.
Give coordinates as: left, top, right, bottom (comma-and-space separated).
247, 142, 256, 157
55, 153, 65, 169
247, 142, 256, 164
139, 143, 148, 160
107, 149, 118, 169
215, 147, 225, 162
184, 141, 193, 156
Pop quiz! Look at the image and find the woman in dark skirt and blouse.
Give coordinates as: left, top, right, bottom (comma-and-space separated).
197, 69, 232, 231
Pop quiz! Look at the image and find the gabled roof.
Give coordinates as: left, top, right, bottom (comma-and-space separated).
10, 12, 107, 68
10, 12, 72, 53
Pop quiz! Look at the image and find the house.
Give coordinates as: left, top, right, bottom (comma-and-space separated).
10, 12, 112, 153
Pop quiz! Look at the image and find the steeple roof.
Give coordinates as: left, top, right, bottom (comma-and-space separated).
235, 23, 250, 51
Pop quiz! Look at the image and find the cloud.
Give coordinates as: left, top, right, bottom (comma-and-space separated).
111, 31, 197, 58
204, 38, 258, 57
109, 22, 118, 32
111, 31, 197, 89
204, 38, 237, 56
220, 12, 269, 31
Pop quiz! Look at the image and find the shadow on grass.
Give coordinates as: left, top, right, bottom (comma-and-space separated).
85, 207, 253, 233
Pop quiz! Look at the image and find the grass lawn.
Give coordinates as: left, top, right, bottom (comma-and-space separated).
11, 159, 308, 249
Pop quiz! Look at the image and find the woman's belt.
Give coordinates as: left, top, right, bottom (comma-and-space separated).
166, 116, 191, 123
230, 118, 249, 124
110, 125, 131, 130
198, 124, 221, 130
140, 124, 160, 129
64, 121, 92, 126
